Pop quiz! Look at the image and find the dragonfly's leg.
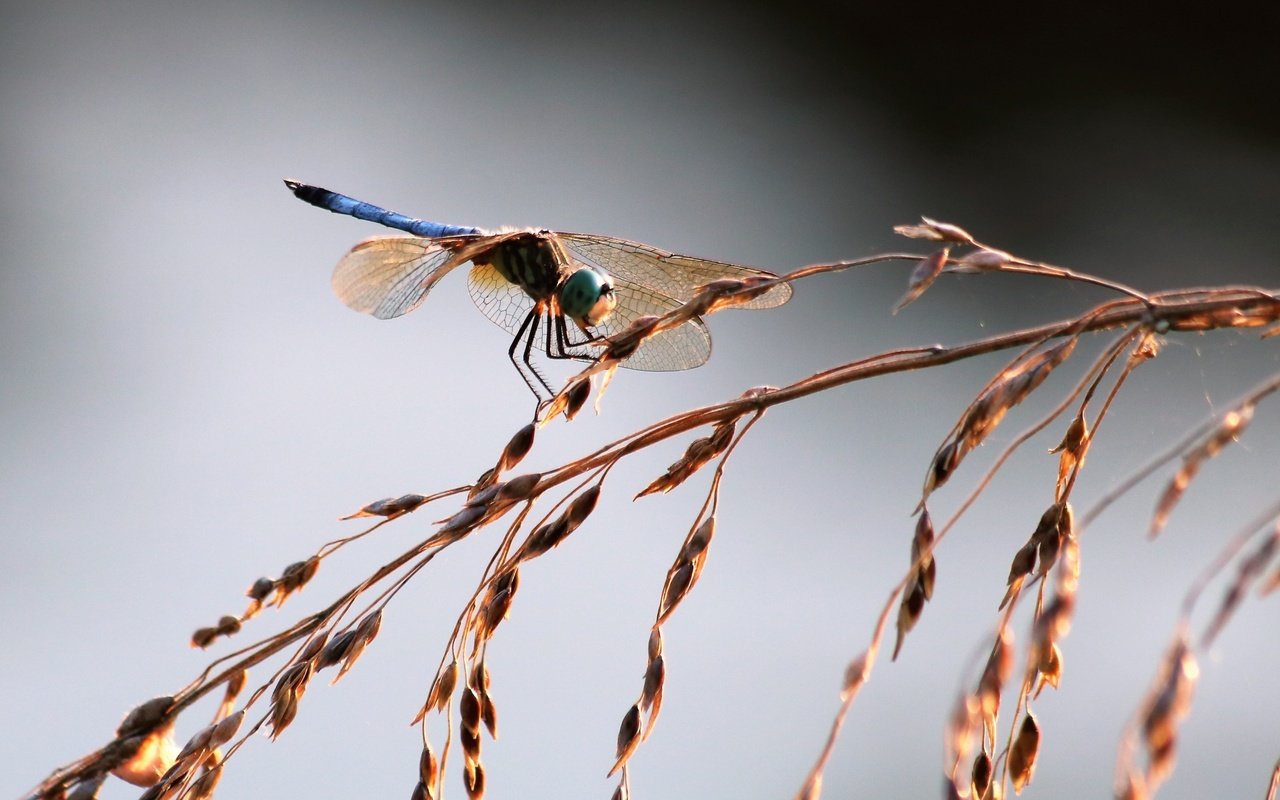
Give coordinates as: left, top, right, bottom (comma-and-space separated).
508, 308, 554, 399
546, 314, 601, 361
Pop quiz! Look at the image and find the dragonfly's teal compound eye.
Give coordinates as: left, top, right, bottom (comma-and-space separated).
560, 267, 617, 326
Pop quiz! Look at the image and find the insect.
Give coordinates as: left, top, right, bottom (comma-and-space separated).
286, 180, 792, 398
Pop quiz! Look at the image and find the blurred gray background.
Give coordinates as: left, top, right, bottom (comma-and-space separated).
3, 2, 1277, 798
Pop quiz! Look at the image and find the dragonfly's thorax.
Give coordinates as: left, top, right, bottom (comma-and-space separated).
484, 232, 569, 302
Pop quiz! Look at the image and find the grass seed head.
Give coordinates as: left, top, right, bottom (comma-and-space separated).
641, 654, 665, 712
463, 760, 485, 800
894, 247, 950, 314
610, 703, 642, 776
429, 660, 459, 712
298, 630, 330, 663
566, 485, 601, 527
648, 627, 663, 660
317, 630, 358, 670
971, 751, 993, 799
1008, 709, 1041, 794
419, 741, 439, 794
460, 687, 482, 734
499, 423, 536, 471
498, 472, 541, 501
658, 562, 694, 622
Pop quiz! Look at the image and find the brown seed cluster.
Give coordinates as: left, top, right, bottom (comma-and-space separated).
923, 339, 1078, 504
636, 421, 735, 499
893, 509, 937, 659
1150, 402, 1255, 538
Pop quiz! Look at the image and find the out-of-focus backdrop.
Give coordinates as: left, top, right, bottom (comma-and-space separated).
3, 2, 1277, 798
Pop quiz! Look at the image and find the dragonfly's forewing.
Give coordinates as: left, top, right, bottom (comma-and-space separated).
561, 234, 793, 310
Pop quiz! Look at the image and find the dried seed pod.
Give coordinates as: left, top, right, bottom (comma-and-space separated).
1204, 526, 1279, 646
268, 661, 313, 740
922, 440, 960, 499
609, 703, 642, 776
911, 509, 937, 601
498, 472, 541, 501
566, 485, 601, 527
1000, 540, 1037, 610
463, 760, 485, 800
1141, 639, 1198, 785
1008, 709, 1041, 793
117, 697, 175, 738
187, 763, 222, 800
191, 627, 220, 650
499, 423, 536, 472
436, 505, 487, 538
460, 687, 482, 734
460, 724, 481, 767
603, 316, 660, 364
175, 725, 214, 762
298, 630, 330, 663
224, 669, 247, 703
563, 376, 592, 420
429, 661, 459, 712
246, 577, 274, 602
522, 518, 571, 558
317, 630, 358, 670
1033, 643, 1063, 697
894, 247, 950, 314
977, 627, 1013, 717
1151, 404, 1255, 538
683, 516, 716, 562
470, 467, 497, 498
480, 589, 513, 639
971, 751, 993, 799
341, 493, 428, 519
210, 710, 244, 749
418, 741, 439, 794
466, 483, 503, 509
641, 654, 665, 713
892, 581, 927, 660
893, 217, 975, 245
648, 627, 663, 661
954, 248, 1011, 272
275, 557, 320, 604
658, 562, 695, 622
480, 690, 499, 739
332, 611, 382, 684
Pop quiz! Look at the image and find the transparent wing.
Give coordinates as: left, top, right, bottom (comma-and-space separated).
560, 233, 793, 310
332, 235, 475, 320
467, 264, 712, 372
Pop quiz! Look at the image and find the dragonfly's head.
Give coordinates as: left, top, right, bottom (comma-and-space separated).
559, 267, 617, 327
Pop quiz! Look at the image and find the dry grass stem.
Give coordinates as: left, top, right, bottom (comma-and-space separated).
27, 221, 1280, 800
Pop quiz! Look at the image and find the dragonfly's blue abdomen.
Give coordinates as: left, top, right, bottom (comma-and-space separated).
285, 180, 480, 238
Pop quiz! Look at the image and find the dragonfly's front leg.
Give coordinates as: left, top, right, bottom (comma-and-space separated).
547, 313, 603, 361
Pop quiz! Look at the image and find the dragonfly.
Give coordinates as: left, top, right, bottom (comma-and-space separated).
285, 180, 792, 398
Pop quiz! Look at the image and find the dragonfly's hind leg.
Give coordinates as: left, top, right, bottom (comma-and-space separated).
508, 308, 555, 399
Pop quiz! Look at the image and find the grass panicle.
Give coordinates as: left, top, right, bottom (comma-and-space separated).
25, 218, 1280, 800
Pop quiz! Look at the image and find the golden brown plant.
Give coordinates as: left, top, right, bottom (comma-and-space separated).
25, 219, 1280, 800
